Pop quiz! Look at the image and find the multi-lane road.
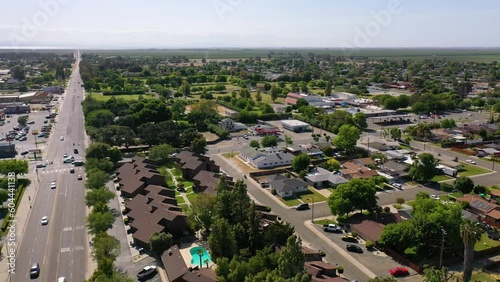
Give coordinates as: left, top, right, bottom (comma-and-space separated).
12, 52, 88, 282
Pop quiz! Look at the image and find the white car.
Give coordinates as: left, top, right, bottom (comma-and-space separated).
60, 136, 64, 141
41, 216, 49, 225
466, 159, 476, 164
50, 181, 56, 189
430, 194, 440, 200
392, 183, 403, 189
63, 153, 68, 158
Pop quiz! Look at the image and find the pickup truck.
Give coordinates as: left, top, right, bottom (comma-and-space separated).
137, 265, 157, 280
323, 224, 342, 233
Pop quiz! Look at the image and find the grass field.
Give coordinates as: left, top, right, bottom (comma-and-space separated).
314, 219, 337, 225
78, 48, 500, 62
89, 93, 155, 101
279, 197, 301, 207
431, 174, 453, 182
298, 188, 327, 203
459, 164, 491, 177
474, 233, 500, 252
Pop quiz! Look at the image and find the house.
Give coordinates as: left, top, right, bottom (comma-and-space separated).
269, 175, 308, 198
218, 118, 246, 132
306, 261, 350, 282
116, 157, 166, 198
161, 246, 217, 282
192, 170, 224, 194
305, 167, 348, 188
239, 145, 294, 169
365, 141, 400, 151
353, 158, 375, 167
340, 162, 379, 180
382, 160, 409, 177
124, 185, 187, 248
285, 144, 323, 157
457, 195, 500, 227
175, 151, 219, 180
477, 148, 500, 157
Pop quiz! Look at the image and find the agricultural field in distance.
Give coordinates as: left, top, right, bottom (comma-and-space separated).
82, 48, 500, 62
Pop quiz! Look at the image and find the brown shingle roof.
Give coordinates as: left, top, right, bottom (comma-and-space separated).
357, 157, 375, 166
488, 209, 500, 220
193, 170, 220, 194
161, 246, 188, 281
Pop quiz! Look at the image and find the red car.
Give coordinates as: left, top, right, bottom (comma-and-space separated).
389, 267, 409, 277
77, 175, 83, 180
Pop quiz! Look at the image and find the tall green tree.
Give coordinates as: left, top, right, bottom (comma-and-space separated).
0, 159, 28, 177
255, 90, 262, 102
208, 217, 236, 260
92, 234, 120, 261
261, 135, 278, 147
188, 193, 217, 231
277, 235, 305, 279
85, 186, 115, 207
148, 144, 175, 165
409, 153, 438, 182
85, 169, 110, 189
353, 112, 367, 130
423, 266, 456, 282
291, 153, 310, 172
325, 79, 332, 96
333, 124, 361, 153
87, 211, 115, 235
190, 137, 207, 154
327, 179, 378, 216
179, 80, 191, 96
460, 220, 483, 282
270, 84, 279, 102
149, 232, 174, 257
453, 176, 475, 194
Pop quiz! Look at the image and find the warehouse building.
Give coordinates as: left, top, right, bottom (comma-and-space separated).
281, 119, 310, 132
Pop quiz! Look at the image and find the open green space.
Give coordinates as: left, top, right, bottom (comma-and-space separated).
186, 192, 198, 204
82, 48, 500, 62
89, 93, 155, 101
182, 181, 194, 188
279, 197, 301, 207
474, 233, 500, 252
171, 167, 182, 177
298, 188, 327, 203
431, 174, 453, 182
176, 196, 185, 204
459, 164, 491, 177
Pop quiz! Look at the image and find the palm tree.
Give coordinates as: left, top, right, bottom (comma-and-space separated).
204, 259, 209, 269
460, 220, 483, 282
197, 249, 204, 268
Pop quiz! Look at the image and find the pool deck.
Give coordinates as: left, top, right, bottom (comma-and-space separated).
179, 242, 216, 269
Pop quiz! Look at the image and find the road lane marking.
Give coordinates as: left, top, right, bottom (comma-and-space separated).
73, 246, 84, 251
63, 227, 73, 232
75, 225, 84, 229
61, 247, 71, 253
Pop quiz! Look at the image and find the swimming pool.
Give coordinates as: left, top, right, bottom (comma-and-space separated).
189, 246, 212, 267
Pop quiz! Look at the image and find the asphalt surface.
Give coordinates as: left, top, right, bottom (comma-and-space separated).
12, 53, 88, 282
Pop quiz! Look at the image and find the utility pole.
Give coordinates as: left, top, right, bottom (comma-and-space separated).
439, 228, 446, 268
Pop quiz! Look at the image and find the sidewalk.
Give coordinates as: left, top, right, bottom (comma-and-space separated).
0, 174, 40, 282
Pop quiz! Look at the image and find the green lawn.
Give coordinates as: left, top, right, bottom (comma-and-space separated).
172, 167, 182, 177
186, 192, 198, 204
449, 192, 464, 198
182, 181, 194, 188
314, 219, 337, 225
179, 204, 189, 213
459, 163, 491, 177
279, 197, 301, 207
474, 233, 500, 252
399, 144, 411, 150
471, 272, 497, 282
89, 93, 155, 101
186, 187, 193, 193
298, 188, 327, 203
431, 174, 453, 182
176, 196, 185, 204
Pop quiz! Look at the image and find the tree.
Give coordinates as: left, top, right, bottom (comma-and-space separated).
367, 277, 397, 282
263, 221, 295, 247
261, 135, 278, 147
328, 179, 378, 216
325, 80, 332, 96
149, 232, 174, 256
270, 84, 279, 102
208, 217, 236, 260
87, 211, 115, 235
409, 153, 438, 182
179, 80, 191, 96
17, 115, 29, 126
0, 189, 9, 207
291, 153, 310, 173
85, 142, 122, 162
189, 193, 217, 231
284, 135, 293, 145
10, 65, 25, 80
85, 186, 115, 207
389, 128, 402, 140
85, 169, 110, 189
0, 159, 29, 177
334, 124, 361, 153
249, 140, 260, 148
86, 109, 115, 128
92, 234, 120, 261
441, 119, 457, 129
353, 112, 367, 130
148, 144, 175, 165
423, 266, 456, 282
255, 90, 262, 102
320, 158, 341, 171
460, 220, 483, 282
277, 235, 305, 279
190, 137, 207, 154
453, 176, 475, 194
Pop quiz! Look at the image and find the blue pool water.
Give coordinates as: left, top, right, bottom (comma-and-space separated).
189, 246, 212, 266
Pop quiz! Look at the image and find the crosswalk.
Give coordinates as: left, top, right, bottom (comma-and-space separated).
31, 167, 83, 174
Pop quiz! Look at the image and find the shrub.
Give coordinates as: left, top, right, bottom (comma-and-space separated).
396, 198, 405, 205
207, 124, 229, 139
365, 240, 375, 249
271, 189, 276, 195
337, 266, 344, 274
384, 206, 391, 213
440, 182, 454, 192
392, 204, 402, 209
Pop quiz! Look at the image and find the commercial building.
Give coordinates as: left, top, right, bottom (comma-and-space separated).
0, 142, 16, 158
0, 103, 30, 114
248, 124, 281, 136
239, 145, 294, 169
281, 119, 310, 132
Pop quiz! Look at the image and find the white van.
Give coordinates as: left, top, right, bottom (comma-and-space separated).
58, 278, 67, 282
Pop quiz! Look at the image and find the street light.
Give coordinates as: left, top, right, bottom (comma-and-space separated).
309, 198, 315, 223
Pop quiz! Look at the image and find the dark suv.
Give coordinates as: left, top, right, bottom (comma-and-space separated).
74, 148, 79, 154
295, 203, 310, 211
30, 263, 40, 279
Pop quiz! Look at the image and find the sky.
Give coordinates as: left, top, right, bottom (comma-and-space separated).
0, 0, 499, 49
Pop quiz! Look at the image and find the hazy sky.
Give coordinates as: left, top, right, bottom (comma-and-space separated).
0, 0, 499, 49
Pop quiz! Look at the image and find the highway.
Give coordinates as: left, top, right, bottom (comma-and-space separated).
12, 52, 88, 282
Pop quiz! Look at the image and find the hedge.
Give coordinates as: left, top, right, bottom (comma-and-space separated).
207, 124, 230, 139
1, 183, 26, 232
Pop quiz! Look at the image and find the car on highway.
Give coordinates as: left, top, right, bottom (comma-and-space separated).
50, 181, 57, 189
29, 263, 40, 278
137, 265, 157, 280
346, 244, 363, 253
341, 235, 358, 243
58, 277, 67, 282
295, 203, 310, 211
74, 148, 79, 154
77, 175, 83, 180
64, 156, 74, 163
389, 266, 409, 277
60, 136, 64, 141
466, 159, 476, 164
36, 163, 46, 168
41, 216, 49, 225
70, 167, 75, 173
63, 153, 68, 158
